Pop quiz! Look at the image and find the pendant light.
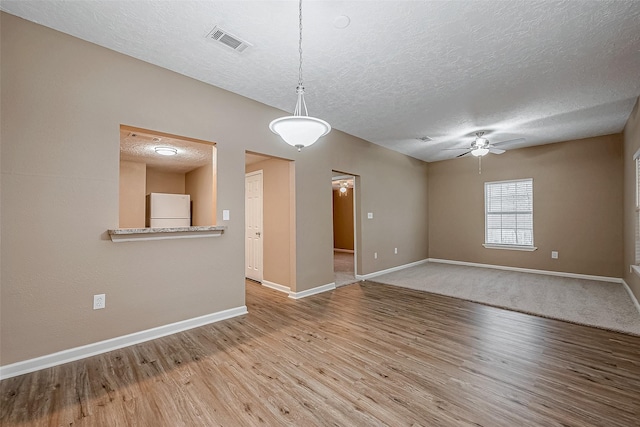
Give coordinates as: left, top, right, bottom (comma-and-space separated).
269, 0, 331, 151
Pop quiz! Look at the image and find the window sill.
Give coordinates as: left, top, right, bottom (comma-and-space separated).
482, 244, 537, 252
631, 265, 640, 278
108, 226, 226, 243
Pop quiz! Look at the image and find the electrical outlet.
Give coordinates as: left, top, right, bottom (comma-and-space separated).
374, 252, 378, 259
367, 212, 374, 219
394, 247, 398, 254
93, 294, 106, 310
551, 251, 558, 259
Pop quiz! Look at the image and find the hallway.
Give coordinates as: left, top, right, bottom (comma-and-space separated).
334, 250, 356, 287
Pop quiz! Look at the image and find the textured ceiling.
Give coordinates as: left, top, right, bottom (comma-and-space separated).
120, 128, 213, 174
3, 1, 639, 162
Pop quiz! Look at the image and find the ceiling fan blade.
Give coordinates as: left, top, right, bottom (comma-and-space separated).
489, 147, 505, 154
456, 151, 471, 158
492, 137, 525, 148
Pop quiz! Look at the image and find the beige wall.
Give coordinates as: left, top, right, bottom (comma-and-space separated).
185, 148, 216, 226
330, 137, 430, 277
146, 168, 185, 195
246, 158, 294, 288
119, 160, 146, 228
429, 134, 623, 278
1, 13, 431, 365
623, 98, 640, 302
333, 188, 354, 251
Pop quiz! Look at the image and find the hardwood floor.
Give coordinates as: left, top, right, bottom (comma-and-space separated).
2, 280, 640, 426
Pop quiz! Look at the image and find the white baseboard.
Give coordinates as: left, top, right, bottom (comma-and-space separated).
261, 280, 291, 294
263, 280, 335, 300
0, 305, 248, 380
333, 248, 355, 253
355, 259, 429, 281
289, 283, 336, 299
621, 279, 640, 314
427, 258, 622, 283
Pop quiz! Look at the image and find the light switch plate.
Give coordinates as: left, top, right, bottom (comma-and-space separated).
367, 212, 373, 219
551, 251, 558, 259
222, 210, 230, 221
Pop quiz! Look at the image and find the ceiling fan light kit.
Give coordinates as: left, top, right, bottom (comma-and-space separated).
471, 147, 489, 157
269, 0, 331, 151
470, 131, 489, 157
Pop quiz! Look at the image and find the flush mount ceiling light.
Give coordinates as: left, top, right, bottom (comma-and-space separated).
154, 147, 177, 156
269, 0, 331, 151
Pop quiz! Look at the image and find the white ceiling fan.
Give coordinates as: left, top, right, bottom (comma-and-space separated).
453, 131, 525, 158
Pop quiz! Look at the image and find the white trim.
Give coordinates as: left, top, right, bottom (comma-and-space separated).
484, 178, 534, 248
633, 147, 640, 160
482, 244, 537, 251
621, 279, 640, 314
355, 259, 430, 281
0, 305, 248, 380
262, 280, 291, 294
333, 248, 355, 253
427, 258, 621, 283
288, 283, 336, 299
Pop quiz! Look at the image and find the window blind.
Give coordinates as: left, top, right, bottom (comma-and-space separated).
485, 179, 533, 246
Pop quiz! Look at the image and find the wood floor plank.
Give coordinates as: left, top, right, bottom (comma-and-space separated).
2, 280, 640, 426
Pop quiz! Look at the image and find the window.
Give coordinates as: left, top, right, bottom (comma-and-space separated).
484, 179, 535, 250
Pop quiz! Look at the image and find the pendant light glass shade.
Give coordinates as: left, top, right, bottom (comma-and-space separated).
269, 116, 331, 150
269, 0, 330, 151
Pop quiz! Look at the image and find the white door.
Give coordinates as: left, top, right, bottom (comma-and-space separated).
245, 171, 263, 281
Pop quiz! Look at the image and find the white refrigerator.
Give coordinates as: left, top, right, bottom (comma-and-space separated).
146, 193, 191, 227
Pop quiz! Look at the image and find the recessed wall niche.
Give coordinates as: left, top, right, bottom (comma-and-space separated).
119, 125, 217, 228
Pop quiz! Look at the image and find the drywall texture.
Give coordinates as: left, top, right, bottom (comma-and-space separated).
146, 169, 185, 195
429, 134, 623, 278
623, 98, 640, 302
245, 158, 294, 289
333, 189, 354, 251
119, 161, 146, 228
185, 152, 215, 226
1, 14, 430, 365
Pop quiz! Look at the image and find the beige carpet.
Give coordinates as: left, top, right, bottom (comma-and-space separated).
334, 251, 356, 287
372, 262, 640, 336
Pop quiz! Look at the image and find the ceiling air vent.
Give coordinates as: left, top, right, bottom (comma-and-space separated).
206, 26, 252, 53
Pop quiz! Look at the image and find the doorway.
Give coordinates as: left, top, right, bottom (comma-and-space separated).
245, 152, 295, 294
332, 172, 357, 286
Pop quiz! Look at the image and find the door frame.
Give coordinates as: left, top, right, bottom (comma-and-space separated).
331, 172, 359, 277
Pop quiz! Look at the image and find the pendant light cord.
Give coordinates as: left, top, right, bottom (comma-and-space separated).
298, 0, 304, 88
294, 0, 308, 117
